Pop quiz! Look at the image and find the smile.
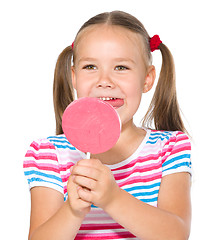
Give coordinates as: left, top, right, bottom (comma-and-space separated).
98, 97, 124, 108
99, 97, 117, 101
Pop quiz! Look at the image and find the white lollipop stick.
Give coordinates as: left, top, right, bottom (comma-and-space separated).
86, 152, 91, 159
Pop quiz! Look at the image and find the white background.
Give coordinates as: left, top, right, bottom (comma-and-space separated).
0, 0, 210, 239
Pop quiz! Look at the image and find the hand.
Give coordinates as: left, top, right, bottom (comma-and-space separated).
66, 169, 91, 218
71, 158, 121, 210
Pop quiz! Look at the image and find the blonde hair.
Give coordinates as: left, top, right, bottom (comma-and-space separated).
53, 10, 186, 135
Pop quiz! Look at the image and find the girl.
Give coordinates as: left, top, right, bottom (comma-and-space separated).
24, 11, 192, 240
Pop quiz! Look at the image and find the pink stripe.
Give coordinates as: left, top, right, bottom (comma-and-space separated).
114, 161, 162, 181
59, 162, 74, 171
171, 144, 191, 154
177, 132, 189, 140
112, 154, 161, 171
61, 173, 71, 183
80, 223, 124, 230
25, 151, 57, 161
75, 231, 136, 239
118, 172, 162, 187
23, 161, 60, 173
162, 144, 191, 164
64, 186, 67, 194
30, 141, 55, 151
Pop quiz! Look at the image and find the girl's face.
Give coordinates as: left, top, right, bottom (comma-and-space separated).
72, 25, 155, 126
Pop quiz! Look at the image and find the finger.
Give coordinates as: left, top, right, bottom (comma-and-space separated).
77, 186, 94, 203
73, 175, 97, 190
72, 165, 101, 180
77, 187, 92, 205
77, 158, 103, 168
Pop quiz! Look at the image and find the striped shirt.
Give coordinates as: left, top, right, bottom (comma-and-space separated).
23, 129, 191, 239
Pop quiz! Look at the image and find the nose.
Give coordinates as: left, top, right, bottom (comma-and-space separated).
96, 73, 115, 89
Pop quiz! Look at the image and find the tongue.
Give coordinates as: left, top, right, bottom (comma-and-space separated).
105, 98, 124, 108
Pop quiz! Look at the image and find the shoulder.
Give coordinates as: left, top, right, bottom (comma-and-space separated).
24, 137, 57, 163
154, 130, 192, 176
23, 136, 64, 193
145, 129, 191, 176
146, 130, 191, 154
147, 129, 191, 158
158, 131, 191, 157
26, 134, 82, 154
23, 134, 83, 195
147, 129, 190, 146
24, 134, 84, 164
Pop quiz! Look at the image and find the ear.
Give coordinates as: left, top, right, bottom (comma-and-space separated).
143, 65, 156, 93
71, 66, 77, 89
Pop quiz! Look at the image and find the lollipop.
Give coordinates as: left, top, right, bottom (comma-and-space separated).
62, 97, 121, 157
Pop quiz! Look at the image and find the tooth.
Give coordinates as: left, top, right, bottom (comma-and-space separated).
99, 97, 118, 101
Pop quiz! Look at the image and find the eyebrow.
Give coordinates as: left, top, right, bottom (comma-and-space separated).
78, 57, 136, 64
113, 58, 136, 64
78, 57, 97, 64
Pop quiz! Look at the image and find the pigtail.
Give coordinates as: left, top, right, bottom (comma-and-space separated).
53, 45, 74, 135
143, 43, 186, 133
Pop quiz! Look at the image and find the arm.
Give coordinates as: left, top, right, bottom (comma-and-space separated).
28, 176, 91, 240
104, 172, 191, 240
72, 159, 191, 240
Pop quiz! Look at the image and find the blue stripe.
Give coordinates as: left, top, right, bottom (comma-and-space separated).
141, 197, 158, 203
124, 182, 160, 192
150, 131, 172, 135
24, 170, 63, 183
162, 154, 191, 167
147, 133, 172, 144
27, 177, 63, 189
150, 132, 171, 137
47, 136, 76, 150
47, 135, 67, 140
132, 190, 159, 198
53, 144, 76, 150
91, 204, 98, 208
48, 139, 71, 144
64, 193, 68, 201
163, 161, 191, 172
148, 135, 170, 141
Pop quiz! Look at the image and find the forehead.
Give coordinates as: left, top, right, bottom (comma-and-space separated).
74, 24, 145, 59
77, 24, 142, 42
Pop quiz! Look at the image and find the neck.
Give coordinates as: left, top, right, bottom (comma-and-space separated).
92, 120, 146, 165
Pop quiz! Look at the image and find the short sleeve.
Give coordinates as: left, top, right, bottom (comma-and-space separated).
23, 138, 64, 194
162, 131, 192, 177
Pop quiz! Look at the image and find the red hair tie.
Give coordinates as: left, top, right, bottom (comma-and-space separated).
71, 41, 74, 49
150, 35, 162, 52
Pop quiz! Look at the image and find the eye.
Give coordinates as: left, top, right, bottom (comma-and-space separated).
115, 65, 129, 71
83, 65, 97, 70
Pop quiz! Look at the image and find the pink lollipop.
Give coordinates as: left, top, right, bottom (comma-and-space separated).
62, 97, 121, 155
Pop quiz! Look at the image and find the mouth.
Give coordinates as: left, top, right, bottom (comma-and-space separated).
98, 97, 124, 109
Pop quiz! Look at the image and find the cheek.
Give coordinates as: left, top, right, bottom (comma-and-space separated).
74, 73, 93, 98
124, 77, 144, 115
75, 86, 90, 98
124, 77, 143, 99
